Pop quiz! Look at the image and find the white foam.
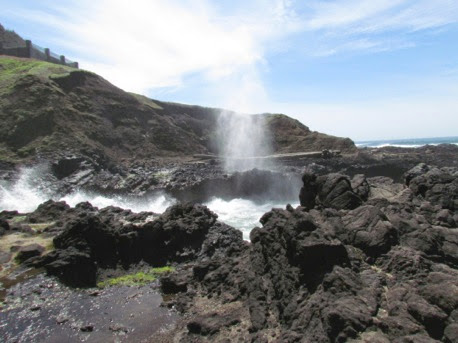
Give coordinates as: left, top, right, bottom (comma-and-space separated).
0, 168, 51, 213
204, 197, 297, 240
60, 191, 175, 213
358, 142, 458, 148
0, 167, 295, 239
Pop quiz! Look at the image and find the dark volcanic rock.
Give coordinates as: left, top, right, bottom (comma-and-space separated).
300, 172, 363, 210
15, 243, 45, 263
299, 172, 317, 209
37, 247, 97, 287
6, 163, 456, 342
27, 200, 70, 223
187, 311, 241, 336
316, 173, 363, 210
407, 165, 458, 210
0, 218, 9, 235
340, 205, 398, 257
35, 202, 243, 287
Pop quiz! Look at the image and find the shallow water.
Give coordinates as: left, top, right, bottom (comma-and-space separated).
0, 274, 178, 342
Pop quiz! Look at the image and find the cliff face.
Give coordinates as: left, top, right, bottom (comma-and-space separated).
0, 56, 356, 165
265, 113, 356, 154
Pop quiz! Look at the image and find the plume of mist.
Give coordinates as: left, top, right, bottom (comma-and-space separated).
216, 110, 273, 172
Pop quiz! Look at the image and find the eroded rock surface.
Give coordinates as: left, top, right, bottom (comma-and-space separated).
1, 163, 457, 342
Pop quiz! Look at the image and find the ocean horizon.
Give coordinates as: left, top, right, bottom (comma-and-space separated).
355, 136, 458, 148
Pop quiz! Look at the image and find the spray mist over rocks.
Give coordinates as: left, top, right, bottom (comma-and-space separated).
216, 111, 273, 172
0, 167, 298, 239
0, 167, 175, 214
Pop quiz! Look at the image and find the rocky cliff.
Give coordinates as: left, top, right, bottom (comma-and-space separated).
0, 56, 356, 168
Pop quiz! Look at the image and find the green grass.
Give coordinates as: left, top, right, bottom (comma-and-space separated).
0, 57, 76, 93
29, 222, 55, 231
10, 216, 26, 223
45, 241, 55, 251
129, 93, 164, 110
97, 266, 175, 288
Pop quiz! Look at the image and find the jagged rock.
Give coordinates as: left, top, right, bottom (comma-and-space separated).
299, 172, 364, 210
15, 244, 45, 263
316, 173, 363, 210
407, 165, 458, 210
368, 176, 406, 200
444, 323, 458, 343
160, 273, 189, 294
0, 218, 9, 234
340, 205, 398, 257
351, 174, 370, 201
27, 200, 70, 223
404, 163, 431, 186
39, 247, 97, 287
299, 172, 317, 209
35, 203, 241, 287
2, 165, 456, 342
187, 311, 241, 336
51, 157, 87, 179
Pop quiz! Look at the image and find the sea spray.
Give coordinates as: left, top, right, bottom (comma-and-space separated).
216, 110, 273, 172
0, 167, 52, 213
204, 197, 299, 240
60, 191, 175, 213
0, 167, 175, 214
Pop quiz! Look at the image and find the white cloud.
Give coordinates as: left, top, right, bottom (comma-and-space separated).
304, 0, 458, 33
10, 0, 301, 95
10, 0, 458, 94
299, 0, 458, 55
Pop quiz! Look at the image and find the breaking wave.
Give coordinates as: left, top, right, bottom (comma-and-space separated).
0, 168, 294, 237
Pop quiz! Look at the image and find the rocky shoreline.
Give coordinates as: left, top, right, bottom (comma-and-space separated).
1, 144, 457, 202
0, 155, 457, 342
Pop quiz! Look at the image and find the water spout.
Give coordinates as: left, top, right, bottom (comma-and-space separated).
216, 110, 272, 172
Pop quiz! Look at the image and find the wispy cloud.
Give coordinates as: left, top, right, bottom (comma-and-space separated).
8, 0, 296, 95
304, 0, 458, 33
299, 0, 458, 55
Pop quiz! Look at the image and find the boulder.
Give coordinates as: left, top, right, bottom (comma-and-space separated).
15, 244, 45, 263
40, 247, 97, 287
299, 172, 318, 209
341, 205, 398, 257
351, 174, 370, 201
407, 165, 458, 210
27, 200, 70, 223
0, 218, 9, 234
316, 173, 363, 210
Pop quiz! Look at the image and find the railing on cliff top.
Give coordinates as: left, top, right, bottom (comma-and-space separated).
0, 39, 78, 69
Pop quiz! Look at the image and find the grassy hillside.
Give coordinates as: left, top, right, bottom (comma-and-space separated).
0, 56, 356, 165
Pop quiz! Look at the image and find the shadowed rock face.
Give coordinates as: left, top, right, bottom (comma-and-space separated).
300, 172, 363, 210
17, 163, 458, 342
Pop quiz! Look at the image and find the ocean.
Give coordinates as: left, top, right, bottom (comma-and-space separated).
355, 136, 458, 148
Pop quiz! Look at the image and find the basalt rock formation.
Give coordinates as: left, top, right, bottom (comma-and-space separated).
14, 163, 457, 342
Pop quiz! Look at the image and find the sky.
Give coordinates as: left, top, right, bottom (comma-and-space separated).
1, 0, 457, 141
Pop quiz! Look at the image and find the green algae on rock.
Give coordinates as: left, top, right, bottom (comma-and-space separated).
97, 266, 175, 288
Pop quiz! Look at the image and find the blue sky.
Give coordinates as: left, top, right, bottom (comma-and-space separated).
1, 0, 457, 140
